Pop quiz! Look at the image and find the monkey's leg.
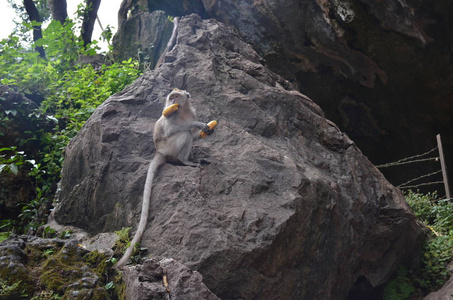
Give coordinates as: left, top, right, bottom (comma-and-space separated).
176, 133, 199, 167
188, 150, 211, 165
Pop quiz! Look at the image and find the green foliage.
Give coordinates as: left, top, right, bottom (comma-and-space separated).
406, 190, 453, 235
100, 25, 114, 45
406, 190, 453, 291
115, 227, 131, 243
405, 190, 438, 225
384, 191, 453, 299
0, 219, 16, 234
83, 250, 110, 277
0, 147, 33, 175
113, 227, 146, 266
0, 17, 141, 234
41, 226, 56, 238
0, 278, 21, 297
382, 267, 416, 300
0, 231, 10, 242
30, 290, 62, 300
60, 230, 72, 239
105, 281, 114, 290
418, 234, 453, 290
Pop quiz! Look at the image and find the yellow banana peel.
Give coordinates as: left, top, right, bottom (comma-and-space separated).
162, 103, 180, 117
200, 120, 217, 138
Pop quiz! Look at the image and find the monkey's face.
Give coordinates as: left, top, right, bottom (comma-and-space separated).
167, 90, 191, 105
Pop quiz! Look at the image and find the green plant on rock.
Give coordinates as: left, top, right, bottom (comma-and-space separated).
417, 234, 453, 291
83, 250, 110, 277
113, 227, 147, 266
30, 290, 62, 300
382, 267, 416, 300
385, 191, 453, 298
115, 227, 131, 243
0, 16, 141, 234
405, 190, 438, 226
0, 231, 10, 242
113, 227, 131, 260
0, 278, 21, 297
0, 147, 35, 175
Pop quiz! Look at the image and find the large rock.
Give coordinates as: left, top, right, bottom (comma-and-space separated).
112, 10, 174, 69
425, 274, 453, 300
123, 258, 220, 300
0, 235, 109, 299
54, 15, 425, 299
135, 0, 453, 193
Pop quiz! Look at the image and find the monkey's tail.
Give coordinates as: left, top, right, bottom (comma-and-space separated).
115, 153, 166, 269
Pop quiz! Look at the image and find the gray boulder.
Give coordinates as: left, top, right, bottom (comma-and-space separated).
424, 263, 453, 300
53, 15, 425, 299
112, 10, 174, 69
118, 0, 453, 194
424, 276, 453, 300
123, 258, 220, 300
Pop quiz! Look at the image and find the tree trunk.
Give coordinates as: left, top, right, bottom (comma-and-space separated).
49, 0, 68, 24
118, 0, 132, 31
23, 0, 45, 58
80, 0, 102, 47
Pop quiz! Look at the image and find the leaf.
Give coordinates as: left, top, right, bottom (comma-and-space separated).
109, 257, 118, 264
5, 110, 17, 116
9, 164, 18, 175
105, 281, 114, 290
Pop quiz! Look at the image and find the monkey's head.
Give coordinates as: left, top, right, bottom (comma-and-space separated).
166, 89, 191, 106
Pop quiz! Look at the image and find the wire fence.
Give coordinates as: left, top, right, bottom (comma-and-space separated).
376, 135, 451, 199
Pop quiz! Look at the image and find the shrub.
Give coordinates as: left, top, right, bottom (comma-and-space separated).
0, 19, 141, 233
384, 191, 453, 299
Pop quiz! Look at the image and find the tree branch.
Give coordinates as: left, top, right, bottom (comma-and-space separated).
49, 0, 68, 24
23, 0, 45, 58
80, 0, 102, 47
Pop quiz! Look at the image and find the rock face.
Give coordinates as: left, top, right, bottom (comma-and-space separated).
129, 0, 453, 193
424, 273, 453, 300
54, 15, 425, 299
112, 10, 174, 69
0, 235, 109, 299
123, 258, 220, 300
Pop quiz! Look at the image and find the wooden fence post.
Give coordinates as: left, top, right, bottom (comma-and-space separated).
436, 134, 451, 199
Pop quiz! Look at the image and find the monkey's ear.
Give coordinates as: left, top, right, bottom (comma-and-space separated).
186, 92, 191, 98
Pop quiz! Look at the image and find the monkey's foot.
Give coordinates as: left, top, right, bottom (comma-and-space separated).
200, 120, 218, 138
162, 103, 180, 117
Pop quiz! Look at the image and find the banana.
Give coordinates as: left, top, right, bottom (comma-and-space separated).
162, 103, 180, 117
200, 120, 218, 138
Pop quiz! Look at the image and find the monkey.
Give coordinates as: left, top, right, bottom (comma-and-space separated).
115, 89, 214, 269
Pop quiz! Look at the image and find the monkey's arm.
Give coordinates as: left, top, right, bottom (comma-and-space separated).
165, 121, 209, 137
200, 120, 217, 138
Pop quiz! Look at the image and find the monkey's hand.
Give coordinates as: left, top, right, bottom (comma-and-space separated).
162, 103, 180, 117
200, 120, 217, 138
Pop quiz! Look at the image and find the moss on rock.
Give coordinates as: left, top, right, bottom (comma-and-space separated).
0, 235, 115, 299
